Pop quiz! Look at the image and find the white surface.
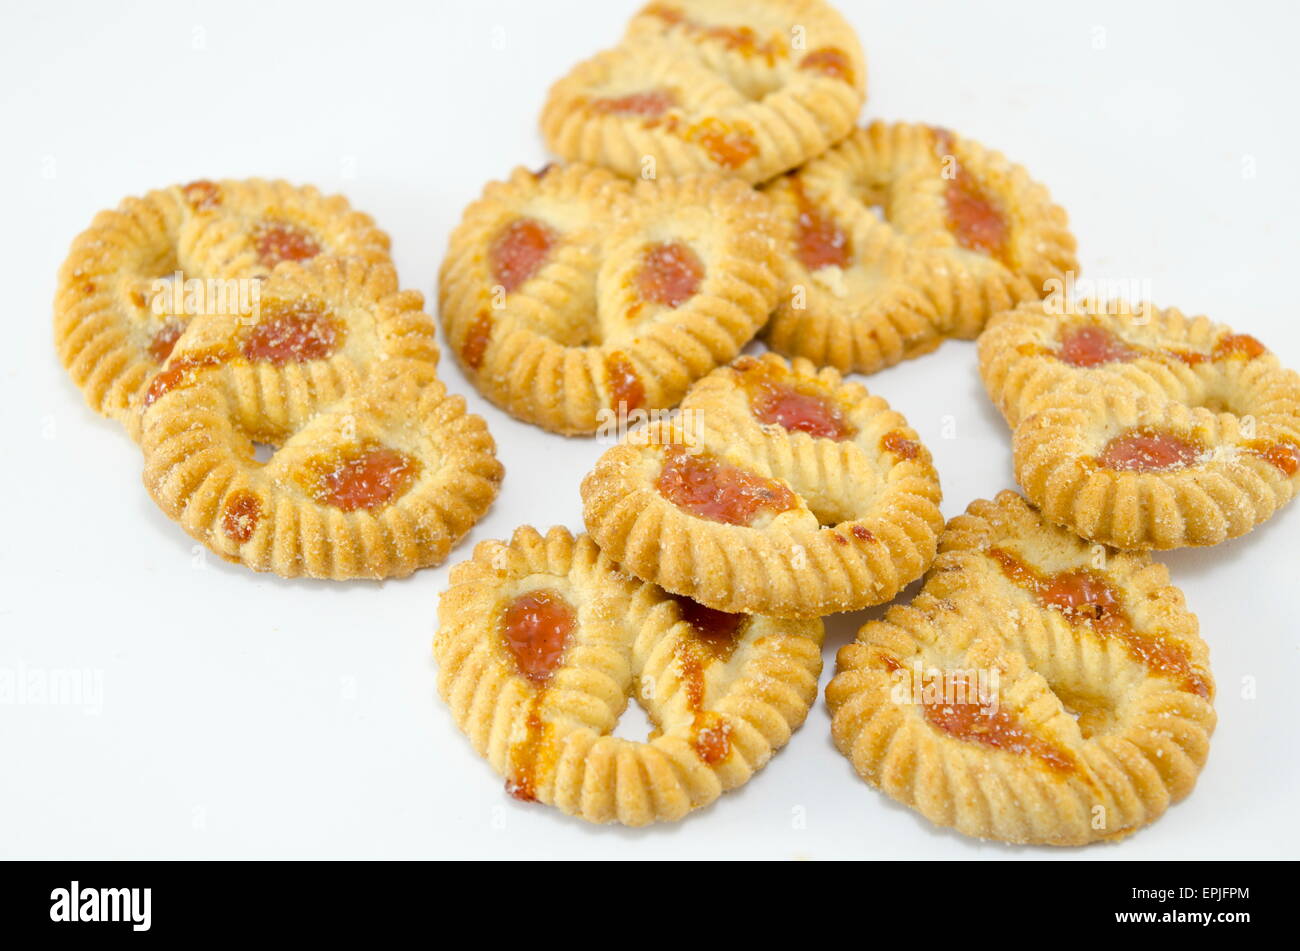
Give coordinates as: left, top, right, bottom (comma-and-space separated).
2, 0, 1297, 860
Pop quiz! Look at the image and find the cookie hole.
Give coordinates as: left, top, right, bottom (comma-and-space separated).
612, 690, 657, 741
252, 441, 276, 464
1053, 685, 1118, 740
849, 179, 892, 222
804, 497, 859, 528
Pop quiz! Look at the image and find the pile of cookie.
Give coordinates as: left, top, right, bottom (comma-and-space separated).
431, 0, 1300, 844
55, 179, 503, 579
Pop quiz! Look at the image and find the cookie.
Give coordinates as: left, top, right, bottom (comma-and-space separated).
438, 163, 783, 434
53, 179, 390, 437
541, 0, 866, 184
434, 526, 823, 825
826, 491, 1216, 846
141, 256, 502, 579
580, 353, 944, 617
980, 301, 1300, 548
763, 121, 1077, 374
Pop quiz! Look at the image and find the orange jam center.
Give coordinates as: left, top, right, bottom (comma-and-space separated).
656, 445, 797, 526
1057, 325, 1138, 368
880, 430, 922, 460
461, 311, 492, 371
302, 444, 419, 512
1098, 428, 1203, 472
143, 348, 233, 406
241, 300, 342, 365
182, 180, 222, 211
675, 595, 746, 660
672, 595, 746, 765
221, 490, 262, 543
934, 129, 1009, 261
795, 200, 851, 271
799, 46, 854, 83
1246, 440, 1300, 476
751, 381, 853, 440
501, 589, 576, 686
923, 673, 1074, 772
1171, 333, 1269, 365
636, 241, 704, 308
254, 221, 321, 268
988, 547, 1210, 697
148, 322, 185, 363
1212, 333, 1266, 360
591, 89, 676, 117
682, 117, 760, 170
489, 217, 556, 293
605, 351, 646, 411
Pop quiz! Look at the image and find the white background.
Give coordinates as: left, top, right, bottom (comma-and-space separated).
2, 0, 1297, 860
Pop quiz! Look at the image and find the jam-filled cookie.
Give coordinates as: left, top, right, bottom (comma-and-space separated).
763, 121, 1077, 375
541, 0, 866, 184
826, 491, 1215, 846
54, 179, 390, 438
980, 301, 1300, 548
438, 163, 782, 434
435, 526, 824, 825
581, 353, 944, 617
141, 256, 502, 580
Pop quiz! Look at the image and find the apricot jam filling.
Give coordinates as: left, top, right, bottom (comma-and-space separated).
488, 217, 556, 293
241, 298, 343, 366
933, 128, 1009, 263
925, 670, 1076, 774
296, 443, 419, 512
501, 589, 576, 686
502, 588, 577, 801
461, 311, 492, 371
590, 89, 676, 117
148, 322, 186, 363
1053, 324, 1266, 368
1056, 325, 1137, 368
1097, 428, 1204, 473
673, 595, 747, 765
253, 220, 321, 268
799, 46, 854, 84
987, 547, 1210, 698
221, 490, 262, 543
605, 352, 646, 411
923, 673, 1074, 772
793, 183, 851, 271
656, 445, 797, 525
636, 241, 704, 308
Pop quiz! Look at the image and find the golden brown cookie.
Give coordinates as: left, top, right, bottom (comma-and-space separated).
980, 301, 1300, 548
826, 491, 1216, 846
581, 353, 944, 617
435, 526, 824, 825
53, 179, 390, 438
763, 121, 1077, 374
438, 163, 783, 435
541, 0, 866, 184
141, 256, 502, 579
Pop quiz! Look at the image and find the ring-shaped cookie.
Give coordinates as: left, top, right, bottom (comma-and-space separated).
438, 163, 783, 435
54, 179, 391, 437
541, 0, 866, 184
763, 121, 1077, 374
141, 256, 502, 579
581, 353, 944, 617
826, 491, 1215, 846
980, 301, 1300, 548
435, 526, 823, 826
